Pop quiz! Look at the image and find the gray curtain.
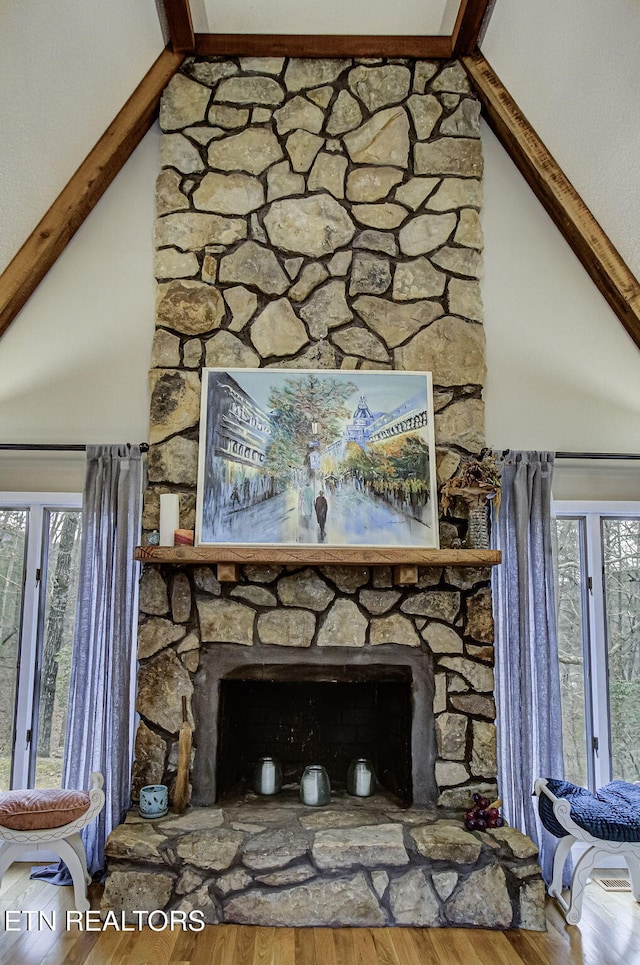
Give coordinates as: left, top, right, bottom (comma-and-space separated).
491, 450, 566, 884
62, 444, 142, 876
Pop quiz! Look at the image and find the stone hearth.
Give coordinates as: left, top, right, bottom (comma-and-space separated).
102, 791, 545, 929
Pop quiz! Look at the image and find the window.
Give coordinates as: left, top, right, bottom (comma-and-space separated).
0, 494, 82, 790
553, 502, 640, 790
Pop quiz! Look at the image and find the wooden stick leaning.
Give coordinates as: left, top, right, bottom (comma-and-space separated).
173, 695, 192, 813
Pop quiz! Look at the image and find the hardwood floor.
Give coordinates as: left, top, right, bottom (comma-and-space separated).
1, 864, 638, 965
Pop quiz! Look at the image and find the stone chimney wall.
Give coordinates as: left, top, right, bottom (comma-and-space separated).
133, 55, 496, 808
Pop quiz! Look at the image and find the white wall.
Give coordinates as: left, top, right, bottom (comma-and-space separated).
195, 0, 458, 36
482, 122, 640, 452
481, 123, 640, 499
0, 129, 160, 492
0, 0, 164, 274
481, 0, 640, 498
482, 0, 640, 280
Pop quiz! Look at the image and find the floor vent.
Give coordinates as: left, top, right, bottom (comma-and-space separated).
594, 875, 632, 892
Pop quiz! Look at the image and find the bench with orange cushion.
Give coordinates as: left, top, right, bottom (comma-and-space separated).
0, 772, 105, 912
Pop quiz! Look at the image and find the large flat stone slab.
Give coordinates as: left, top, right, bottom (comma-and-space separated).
312, 823, 409, 869
410, 822, 482, 865
241, 828, 310, 870
176, 829, 245, 871
223, 873, 386, 926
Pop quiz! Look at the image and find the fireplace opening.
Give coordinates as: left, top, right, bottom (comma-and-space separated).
216, 664, 413, 805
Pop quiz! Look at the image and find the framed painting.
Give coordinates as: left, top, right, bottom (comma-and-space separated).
195, 368, 439, 548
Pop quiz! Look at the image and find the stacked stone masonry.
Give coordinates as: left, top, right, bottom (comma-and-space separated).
139, 53, 495, 807
117, 55, 545, 929
148, 55, 486, 503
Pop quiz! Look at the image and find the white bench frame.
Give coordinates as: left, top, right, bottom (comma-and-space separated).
534, 777, 640, 924
0, 772, 105, 913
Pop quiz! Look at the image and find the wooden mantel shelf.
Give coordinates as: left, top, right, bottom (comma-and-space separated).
135, 545, 501, 584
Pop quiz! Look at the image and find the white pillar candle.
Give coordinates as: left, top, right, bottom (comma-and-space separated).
159, 493, 180, 546
301, 770, 319, 805
356, 766, 370, 796
262, 760, 275, 794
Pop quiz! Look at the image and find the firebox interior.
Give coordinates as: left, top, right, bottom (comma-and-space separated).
216, 664, 413, 804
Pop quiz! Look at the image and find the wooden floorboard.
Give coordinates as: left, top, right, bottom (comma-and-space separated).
232, 925, 256, 965
167, 926, 201, 964
313, 927, 337, 965
1, 865, 639, 965
368, 929, 402, 965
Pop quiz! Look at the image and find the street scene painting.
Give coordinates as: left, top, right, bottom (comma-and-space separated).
195, 369, 439, 548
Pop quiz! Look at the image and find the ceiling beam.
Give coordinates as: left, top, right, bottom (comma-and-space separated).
451, 0, 493, 56
182, 0, 500, 60
162, 0, 195, 52
194, 33, 452, 59
0, 48, 184, 340
463, 51, 640, 351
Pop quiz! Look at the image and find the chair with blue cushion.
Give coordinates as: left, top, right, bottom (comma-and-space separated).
534, 777, 640, 924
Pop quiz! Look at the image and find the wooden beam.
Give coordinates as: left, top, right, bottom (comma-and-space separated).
163, 0, 195, 52
451, 0, 493, 56
0, 48, 184, 340
135, 546, 501, 566
194, 33, 452, 59
463, 51, 640, 350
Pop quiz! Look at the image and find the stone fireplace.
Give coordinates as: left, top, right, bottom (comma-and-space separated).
100, 54, 546, 929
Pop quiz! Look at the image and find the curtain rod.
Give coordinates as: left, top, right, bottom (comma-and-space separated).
0, 443, 149, 452
555, 451, 640, 461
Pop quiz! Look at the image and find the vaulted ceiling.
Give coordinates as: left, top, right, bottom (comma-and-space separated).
1, 0, 639, 348
156, 0, 492, 56
188, 0, 463, 37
